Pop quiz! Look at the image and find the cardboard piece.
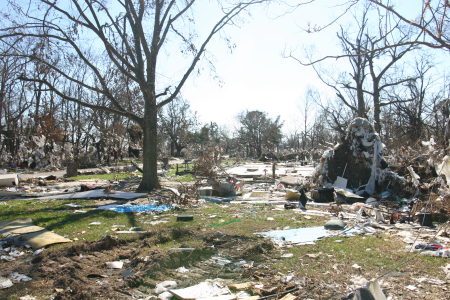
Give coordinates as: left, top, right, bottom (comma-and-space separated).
280, 294, 297, 300
285, 190, 300, 200
19, 230, 72, 249
0, 218, 45, 235
228, 282, 258, 290
0, 217, 72, 248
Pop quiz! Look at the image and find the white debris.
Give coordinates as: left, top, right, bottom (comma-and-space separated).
9, 272, 32, 283
414, 277, 446, 285
176, 267, 189, 273
0, 277, 13, 289
155, 280, 177, 295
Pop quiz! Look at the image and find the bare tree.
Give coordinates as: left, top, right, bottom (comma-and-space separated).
298, 86, 317, 148
158, 97, 197, 157
1, 0, 272, 191
389, 51, 442, 143
290, 1, 417, 133
369, 0, 450, 51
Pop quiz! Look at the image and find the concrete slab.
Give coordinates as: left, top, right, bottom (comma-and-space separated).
226, 163, 314, 178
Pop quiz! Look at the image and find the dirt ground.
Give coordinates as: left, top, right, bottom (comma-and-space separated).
2, 229, 449, 300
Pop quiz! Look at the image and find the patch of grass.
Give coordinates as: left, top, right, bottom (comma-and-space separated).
0, 199, 171, 249
166, 163, 194, 176
2, 198, 447, 286
271, 234, 447, 281
173, 173, 196, 182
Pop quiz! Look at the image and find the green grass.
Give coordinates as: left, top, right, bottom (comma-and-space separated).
0, 199, 166, 248
173, 173, 196, 182
166, 163, 194, 176
270, 234, 447, 280
1, 199, 447, 283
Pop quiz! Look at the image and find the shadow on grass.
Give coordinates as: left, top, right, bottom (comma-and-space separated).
0, 199, 139, 236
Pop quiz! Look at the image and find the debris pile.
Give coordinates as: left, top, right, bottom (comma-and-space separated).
313, 117, 388, 194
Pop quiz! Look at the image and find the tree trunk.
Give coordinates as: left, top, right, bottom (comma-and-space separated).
175, 143, 183, 157
373, 79, 381, 133
170, 141, 175, 157
137, 112, 160, 192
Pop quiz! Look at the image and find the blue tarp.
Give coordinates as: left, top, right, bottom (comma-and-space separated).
110, 204, 172, 213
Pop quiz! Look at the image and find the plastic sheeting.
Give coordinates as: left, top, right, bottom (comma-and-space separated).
260, 226, 329, 244
437, 155, 450, 184
365, 139, 383, 195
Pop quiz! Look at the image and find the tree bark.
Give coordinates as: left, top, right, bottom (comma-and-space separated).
138, 112, 160, 192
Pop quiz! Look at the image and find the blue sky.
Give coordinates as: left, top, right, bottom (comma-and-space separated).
159, 0, 434, 133
2, 0, 440, 135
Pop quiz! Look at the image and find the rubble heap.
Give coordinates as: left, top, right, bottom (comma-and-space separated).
314, 118, 389, 194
